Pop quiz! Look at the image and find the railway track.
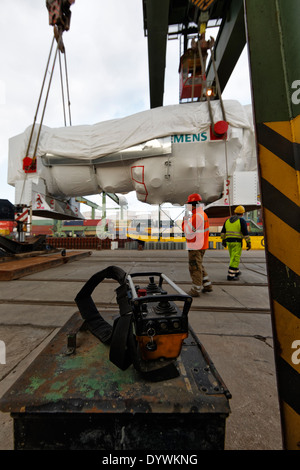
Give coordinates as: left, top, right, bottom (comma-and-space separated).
16, 277, 267, 286
0, 250, 270, 320
0, 298, 270, 313
0, 276, 270, 315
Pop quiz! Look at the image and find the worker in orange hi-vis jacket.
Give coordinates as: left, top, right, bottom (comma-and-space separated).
182, 193, 212, 297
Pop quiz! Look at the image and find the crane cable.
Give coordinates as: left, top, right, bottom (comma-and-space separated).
58, 51, 66, 126
197, 33, 232, 216
63, 50, 72, 126
32, 42, 59, 161
209, 42, 232, 216
58, 48, 72, 127
25, 35, 72, 170
18, 36, 58, 206
20, 34, 72, 211
24, 36, 56, 165
209, 43, 226, 122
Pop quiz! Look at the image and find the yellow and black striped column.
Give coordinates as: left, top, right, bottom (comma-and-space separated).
245, 0, 300, 450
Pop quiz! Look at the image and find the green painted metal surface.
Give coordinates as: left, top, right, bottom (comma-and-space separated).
245, 0, 300, 450
0, 312, 231, 415
0, 312, 231, 449
245, 0, 300, 122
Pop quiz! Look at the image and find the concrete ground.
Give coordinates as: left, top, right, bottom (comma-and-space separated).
0, 248, 283, 450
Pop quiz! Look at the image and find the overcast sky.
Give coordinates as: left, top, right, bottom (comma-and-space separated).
0, 0, 252, 214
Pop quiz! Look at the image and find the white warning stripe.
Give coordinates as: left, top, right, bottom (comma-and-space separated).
15, 209, 28, 222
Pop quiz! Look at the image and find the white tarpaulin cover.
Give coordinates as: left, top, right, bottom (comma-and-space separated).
8, 100, 258, 209
12, 100, 253, 162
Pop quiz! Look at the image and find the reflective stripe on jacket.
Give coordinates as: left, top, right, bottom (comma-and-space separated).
224, 218, 243, 239
183, 207, 209, 250
221, 215, 250, 243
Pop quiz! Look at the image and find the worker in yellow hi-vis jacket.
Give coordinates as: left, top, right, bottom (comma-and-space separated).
221, 206, 251, 281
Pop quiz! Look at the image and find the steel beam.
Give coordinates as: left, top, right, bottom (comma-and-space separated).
206, 0, 246, 92
144, 0, 170, 108
244, 0, 300, 450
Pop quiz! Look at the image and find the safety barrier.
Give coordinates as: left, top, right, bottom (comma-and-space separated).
46, 236, 264, 251
47, 237, 101, 250
208, 236, 264, 250
47, 236, 265, 250
47, 237, 128, 250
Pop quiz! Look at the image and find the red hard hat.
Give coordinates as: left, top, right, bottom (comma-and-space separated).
187, 193, 202, 203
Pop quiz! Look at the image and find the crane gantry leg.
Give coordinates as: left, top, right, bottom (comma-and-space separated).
244, 0, 300, 450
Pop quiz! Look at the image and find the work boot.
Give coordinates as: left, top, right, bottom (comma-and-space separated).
187, 287, 201, 297
202, 286, 213, 293
227, 275, 238, 281
202, 279, 212, 292
202, 275, 212, 292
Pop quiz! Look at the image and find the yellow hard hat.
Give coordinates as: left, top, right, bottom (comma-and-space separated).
234, 205, 245, 214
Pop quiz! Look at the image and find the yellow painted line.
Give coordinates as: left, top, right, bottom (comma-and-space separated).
273, 300, 300, 370
259, 144, 300, 207
264, 209, 300, 276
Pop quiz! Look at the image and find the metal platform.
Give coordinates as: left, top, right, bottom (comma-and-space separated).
0, 250, 91, 281
0, 312, 230, 450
